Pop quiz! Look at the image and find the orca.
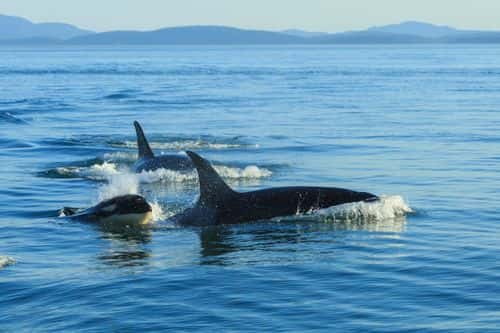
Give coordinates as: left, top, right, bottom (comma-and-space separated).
132, 121, 193, 173
172, 151, 379, 226
60, 194, 153, 225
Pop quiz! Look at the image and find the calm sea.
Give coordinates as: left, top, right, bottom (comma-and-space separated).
0, 45, 499, 332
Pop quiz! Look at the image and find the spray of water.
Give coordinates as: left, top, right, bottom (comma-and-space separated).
0, 256, 15, 268
97, 171, 139, 202
313, 195, 413, 222
96, 170, 165, 223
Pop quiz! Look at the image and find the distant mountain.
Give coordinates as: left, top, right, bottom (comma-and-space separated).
311, 21, 499, 43
367, 21, 461, 38
1, 14, 499, 45
68, 26, 303, 45
281, 29, 328, 38
312, 31, 428, 44
0, 14, 93, 40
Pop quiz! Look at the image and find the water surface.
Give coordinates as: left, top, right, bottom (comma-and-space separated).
1, 45, 499, 332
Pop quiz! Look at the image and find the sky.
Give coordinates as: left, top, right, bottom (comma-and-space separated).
1, 0, 499, 33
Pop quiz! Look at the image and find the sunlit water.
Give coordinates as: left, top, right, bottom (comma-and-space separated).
1, 45, 499, 332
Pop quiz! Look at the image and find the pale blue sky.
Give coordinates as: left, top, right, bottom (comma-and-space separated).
1, 0, 499, 32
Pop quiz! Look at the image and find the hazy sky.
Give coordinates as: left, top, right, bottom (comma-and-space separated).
1, 0, 499, 32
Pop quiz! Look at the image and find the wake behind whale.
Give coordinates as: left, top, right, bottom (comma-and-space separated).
38, 121, 272, 183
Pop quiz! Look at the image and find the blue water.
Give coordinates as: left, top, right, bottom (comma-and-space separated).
1, 45, 499, 332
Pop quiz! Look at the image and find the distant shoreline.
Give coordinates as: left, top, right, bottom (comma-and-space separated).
1, 15, 499, 46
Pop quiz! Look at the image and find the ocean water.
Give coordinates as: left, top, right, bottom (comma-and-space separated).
0, 45, 499, 332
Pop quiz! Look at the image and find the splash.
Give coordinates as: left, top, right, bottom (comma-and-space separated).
96, 172, 170, 223
0, 256, 15, 269
274, 195, 412, 225
312, 195, 413, 222
49, 162, 120, 180
44, 160, 271, 183
58, 209, 69, 217
149, 200, 174, 222
117, 139, 254, 150
214, 165, 272, 179
84, 162, 120, 179
135, 164, 272, 184
103, 151, 137, 162
136, 169, 195, 183
97, 171, 139, 202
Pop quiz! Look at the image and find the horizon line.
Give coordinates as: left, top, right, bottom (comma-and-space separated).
1, 13, 498, 34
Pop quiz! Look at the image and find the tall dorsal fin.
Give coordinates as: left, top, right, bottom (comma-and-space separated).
185, 151, 235, 207
133, 121, 154, 159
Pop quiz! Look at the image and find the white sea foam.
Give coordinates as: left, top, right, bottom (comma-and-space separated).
214, 165, 272, 179
103, 151, 137, 162
53, 161, 271, 184
0, 256, 15, 268
136, 164, 272, 184
312, 195, 412, 222
84, 162, 120, 178
136, 169, 195, 183
54, 161, 120, 180
120, 140, 252, 150
275, 195, 412, 225
51, 166, 77, 178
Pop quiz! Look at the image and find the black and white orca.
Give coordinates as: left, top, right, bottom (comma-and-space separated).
61, 194, 153, 225
132, 121, 193, 173
171, 151, 379, 226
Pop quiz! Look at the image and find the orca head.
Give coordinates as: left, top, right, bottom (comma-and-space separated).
133, 121, 155, 160
94, 194, 153, 225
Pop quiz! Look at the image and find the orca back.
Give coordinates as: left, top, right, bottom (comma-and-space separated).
182, 151, 378, 226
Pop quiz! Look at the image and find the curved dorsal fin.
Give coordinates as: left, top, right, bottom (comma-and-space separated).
134, 121, 154, 159
185, 151, 235, 207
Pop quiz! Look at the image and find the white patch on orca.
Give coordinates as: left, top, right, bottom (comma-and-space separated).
101, 204, 117, 213
100, 212, 153, 225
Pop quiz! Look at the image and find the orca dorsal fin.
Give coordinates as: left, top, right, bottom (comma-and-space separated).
185, 151, 235, 207
134, 121, 154, 159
